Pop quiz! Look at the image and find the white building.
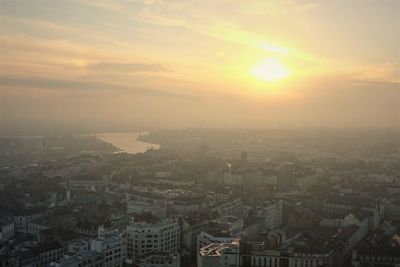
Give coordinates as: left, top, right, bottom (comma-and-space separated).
125, 219, 180, 263
264, 200, 283, 230
138, 251, 180, 267
90, 235, 126, 267
127, 191, 167, 219
197, 242, 240, 267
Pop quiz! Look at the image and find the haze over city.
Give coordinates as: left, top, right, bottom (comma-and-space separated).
1, 0, 399, 133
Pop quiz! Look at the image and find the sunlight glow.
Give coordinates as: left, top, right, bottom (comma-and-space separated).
251, 58, 289, 82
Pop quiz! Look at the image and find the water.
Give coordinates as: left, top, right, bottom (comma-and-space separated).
96, 132, 159, 154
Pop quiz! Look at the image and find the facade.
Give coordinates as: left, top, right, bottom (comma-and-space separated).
265, 175, 278, 186
211, 198, 243, 218
90, 235, 126, 267
240, 243, 336, 267
138, 251, 180, 267
382, 199, 400, 221
172, 196, 207, 214
264, 200, 283, 231
19, 242, 65, 267
197, 232, 238, 251
13, 213, 41, 231
127, 191, 167, 219
27, 219, 50, 234
351, 235, 400, 267
50, 251, 104, 267
296, 175, 318, 192
67, 239, 90, 255
125, 219, 180, 263
0, 220, 14, 241
215, 216, 244, 236
197, 242, 240, 267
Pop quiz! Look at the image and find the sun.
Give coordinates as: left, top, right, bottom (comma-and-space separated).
251, 58, 289, 82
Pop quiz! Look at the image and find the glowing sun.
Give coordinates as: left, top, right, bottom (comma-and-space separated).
251, 58, 289, 82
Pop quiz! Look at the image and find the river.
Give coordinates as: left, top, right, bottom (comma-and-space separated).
96, 132, 159, 154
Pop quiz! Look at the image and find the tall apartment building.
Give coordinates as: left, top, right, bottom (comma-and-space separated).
125, 219, 180, 263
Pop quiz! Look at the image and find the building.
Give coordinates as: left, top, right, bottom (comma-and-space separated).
13, 213, 42, 231
263, 200, 283, 231
50, 251, 104, 267
240, 241, 337, 267
323, 195, 383, 232
264, 175, 278, 186
90, 235, 126, 267
382, 198, 400, 221
138, 251, 180, 267
127, 191, 167, 219
296, 174, 318, 192
67, 239, 90, 255
181, 213, 212, 254
211, 198, 243, 218
125, 219, 180, 263
172, 195, 207, 214
27, 218, 50, 234
351, 233, 400, 267
18, 242, 65, 267
197, 232, 239, 251
197, 241, 239, 267
0, 219, 14, 241
214, 216, 244, 236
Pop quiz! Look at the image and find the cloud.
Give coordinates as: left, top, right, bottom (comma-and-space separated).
295, 2, 320, 12
88, 62, 170, 73
0, 75, 195, 99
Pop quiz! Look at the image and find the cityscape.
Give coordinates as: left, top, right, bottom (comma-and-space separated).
1, 0, 399, 266
0, 129, 399, 266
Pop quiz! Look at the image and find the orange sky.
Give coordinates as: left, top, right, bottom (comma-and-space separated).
0, 0, 399, 131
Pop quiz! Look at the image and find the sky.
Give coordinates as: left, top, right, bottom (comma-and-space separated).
0, 0, 399, 132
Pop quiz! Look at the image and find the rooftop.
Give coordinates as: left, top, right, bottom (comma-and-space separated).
199, 242, 239, 257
